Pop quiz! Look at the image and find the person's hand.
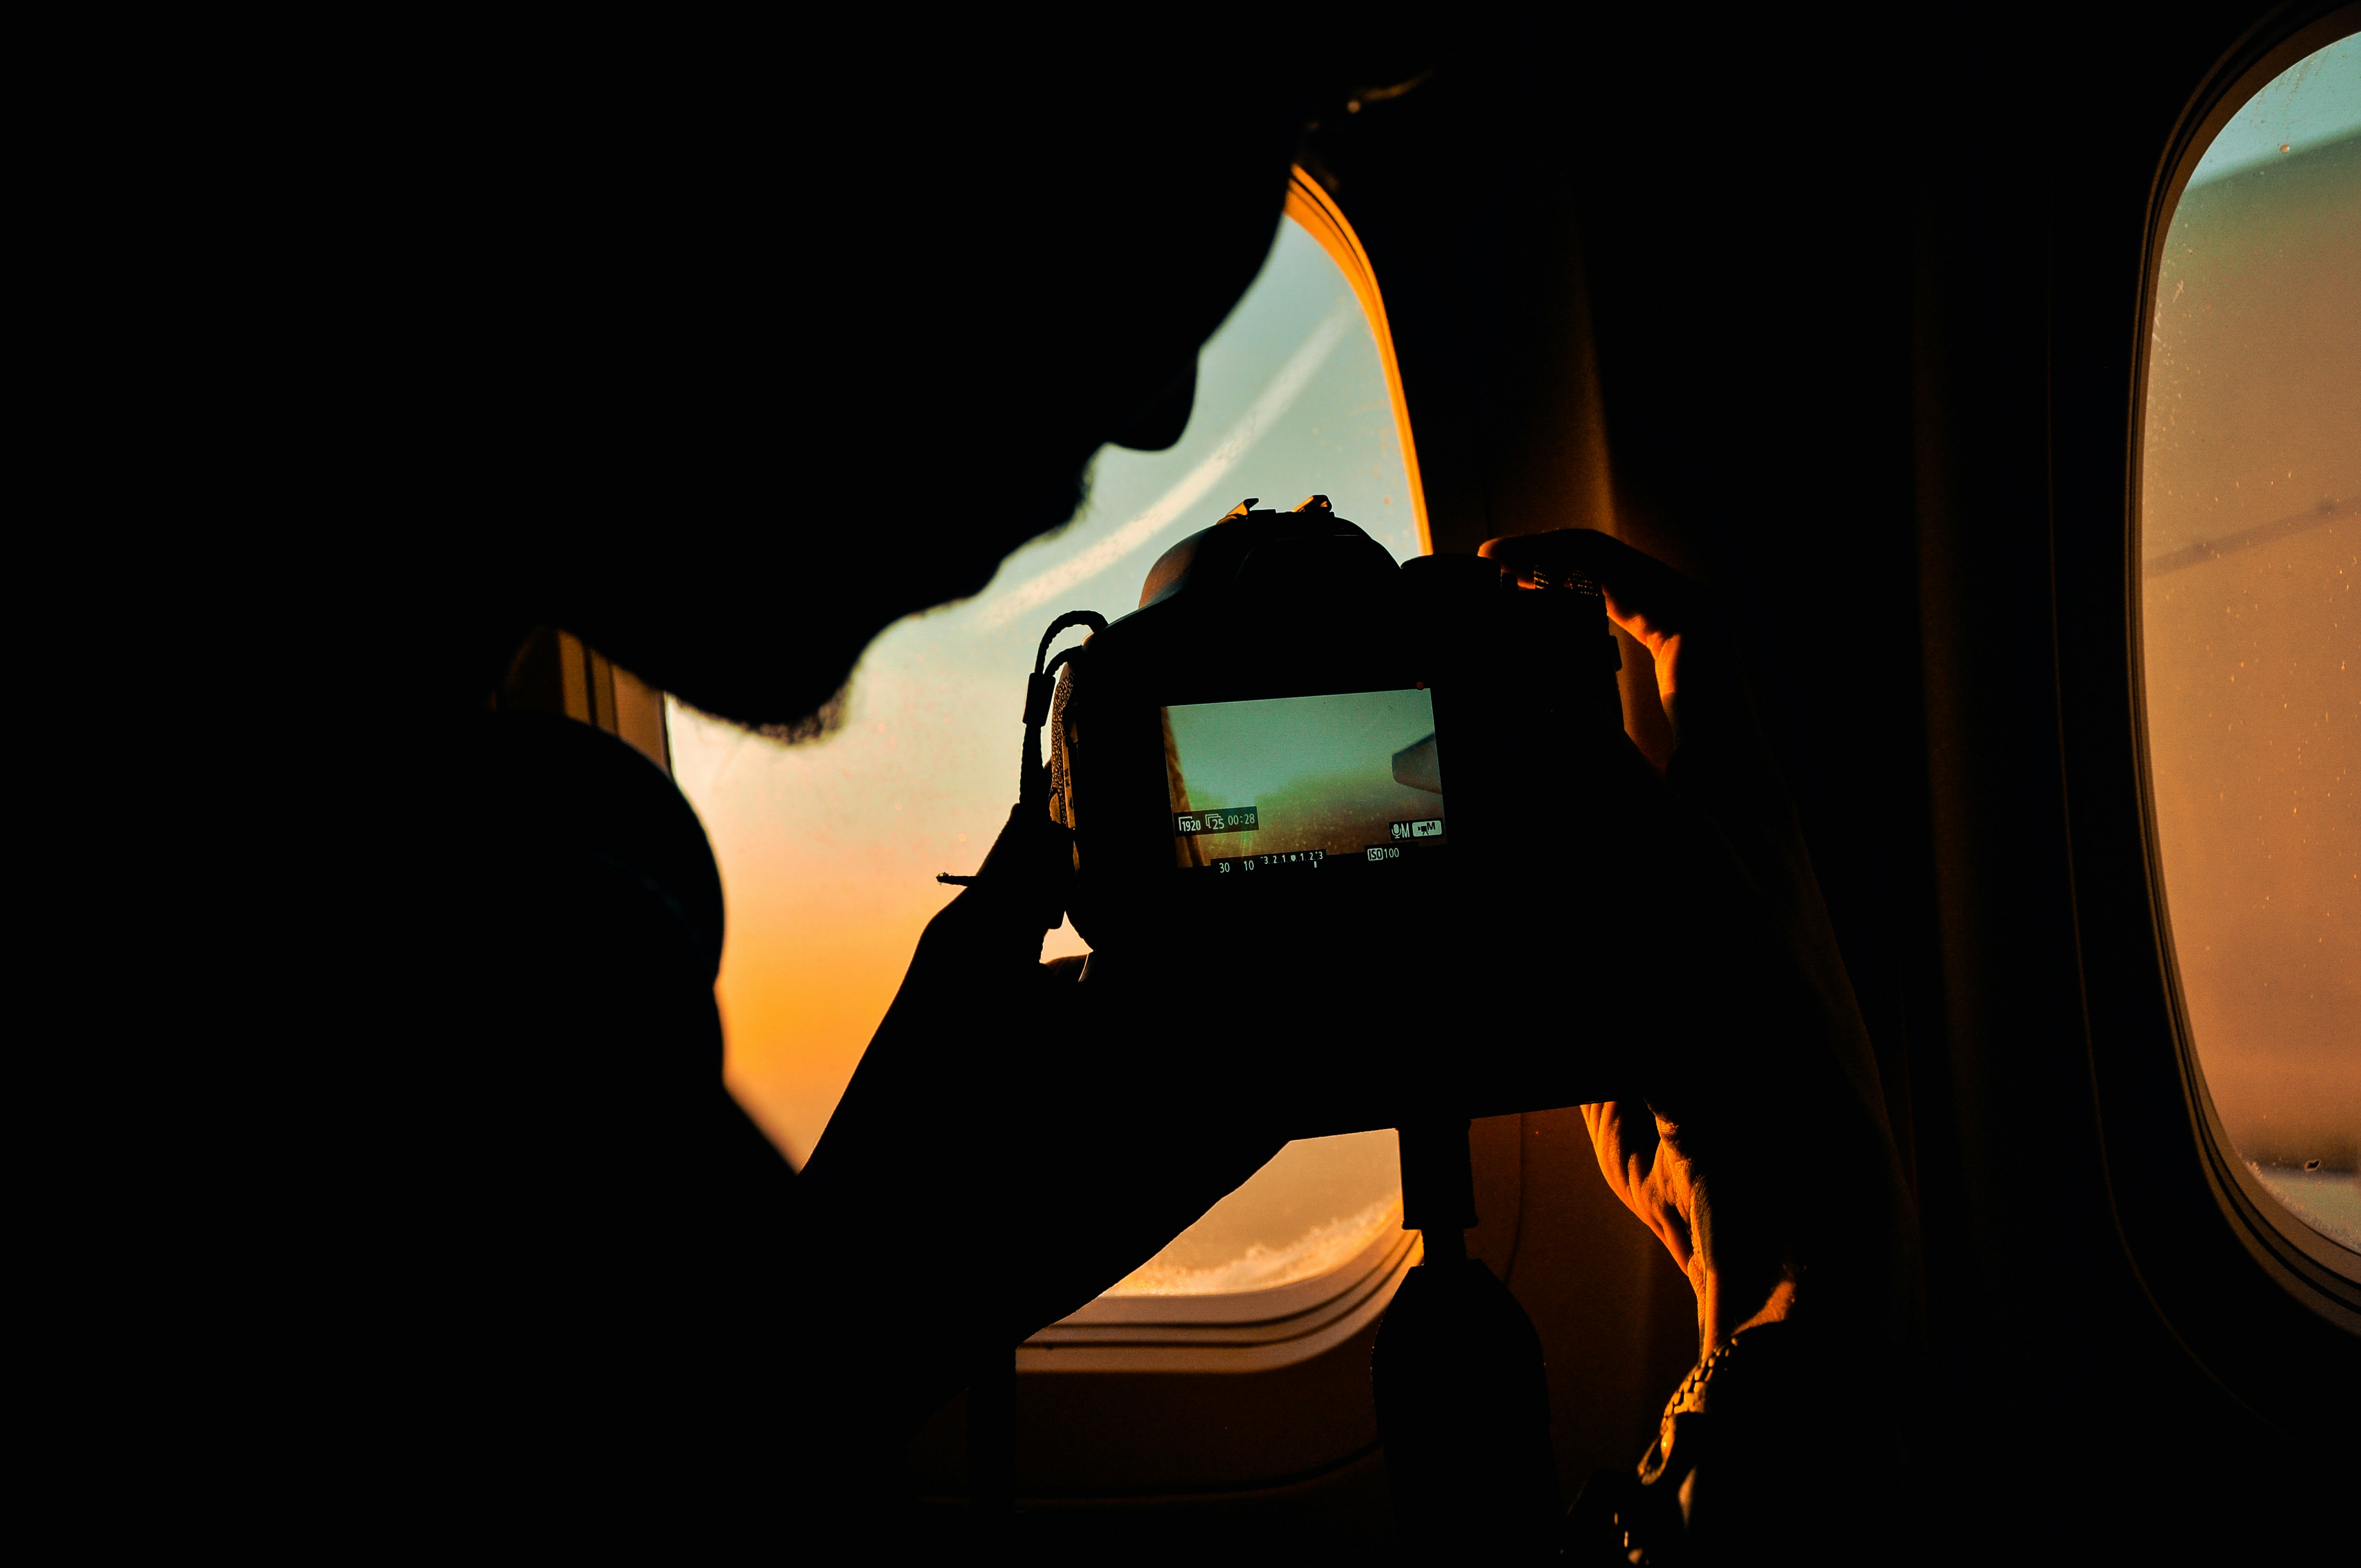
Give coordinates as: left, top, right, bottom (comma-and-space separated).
1480, 528, 1729, 749
1581, 1099, 1699, 1287
1480, 530, 1914, 1357
791, 802, 1288, 1446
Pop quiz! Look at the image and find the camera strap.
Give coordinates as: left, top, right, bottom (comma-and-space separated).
935, 609, 1104, 894
1022, 610, 1106, 813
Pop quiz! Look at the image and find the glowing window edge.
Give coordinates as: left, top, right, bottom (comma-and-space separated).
1283, 166, 1433, 556
2128, 6, 2361, 1311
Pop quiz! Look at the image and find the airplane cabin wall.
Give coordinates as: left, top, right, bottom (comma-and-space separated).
1306, 3, 2354, 1555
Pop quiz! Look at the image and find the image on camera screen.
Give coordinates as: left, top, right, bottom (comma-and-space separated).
1162, 688, 1446, 873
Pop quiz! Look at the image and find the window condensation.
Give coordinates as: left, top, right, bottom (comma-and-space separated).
671, 214, 1418, 1293
2142, 35, 2360, 1255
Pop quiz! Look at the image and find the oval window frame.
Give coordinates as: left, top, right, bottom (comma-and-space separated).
2131, 2, 2361, 1315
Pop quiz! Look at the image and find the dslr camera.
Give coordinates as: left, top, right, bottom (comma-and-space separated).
1029, 497, 1634, 1033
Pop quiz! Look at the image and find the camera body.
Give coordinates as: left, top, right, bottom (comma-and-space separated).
1045, 497, 1627, 966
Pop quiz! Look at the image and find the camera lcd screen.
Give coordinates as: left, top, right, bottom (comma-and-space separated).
1161, 688, 1446, 873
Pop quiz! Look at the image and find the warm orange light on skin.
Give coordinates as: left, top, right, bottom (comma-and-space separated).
1582, 1101, 1798, 1354
1599, 601, 1687, 735
1481, 535, 1700, 756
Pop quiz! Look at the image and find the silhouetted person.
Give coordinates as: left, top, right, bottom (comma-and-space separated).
412, 32, 1377, 1538
391, 26, 1916, 1556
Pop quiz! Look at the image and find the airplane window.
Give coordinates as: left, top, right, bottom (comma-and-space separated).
2141, 34, 2359, 1257
671, 195, 1422, 1294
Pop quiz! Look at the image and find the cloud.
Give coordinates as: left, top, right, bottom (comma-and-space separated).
977, 300, 1358, 627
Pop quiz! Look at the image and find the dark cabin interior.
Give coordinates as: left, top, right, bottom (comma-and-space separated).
1265, 9, 2357, 1560
271, 2, 2361, 1560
